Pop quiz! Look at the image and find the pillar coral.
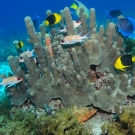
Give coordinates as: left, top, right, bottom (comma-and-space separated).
5, 8, 135, 112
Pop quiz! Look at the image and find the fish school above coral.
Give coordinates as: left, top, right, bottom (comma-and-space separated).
3, 6, 135, 113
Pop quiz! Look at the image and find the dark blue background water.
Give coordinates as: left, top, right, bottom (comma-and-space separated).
0, 0, 135, 37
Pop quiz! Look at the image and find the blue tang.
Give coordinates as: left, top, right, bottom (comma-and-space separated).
117, 17, 135, 37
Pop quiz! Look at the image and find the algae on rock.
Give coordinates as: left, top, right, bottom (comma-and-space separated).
101, 106, 135, 135
0, 96, 11, 116
40, 107, 90, 135
0, 109, 41, 135
0, 107, 90, 135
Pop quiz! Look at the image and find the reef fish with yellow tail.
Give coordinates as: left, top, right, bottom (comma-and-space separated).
16, 41, 24, 49
60, 31, 91, 45
45, 13, 61, 26
114, 54, 135, 71
0, 77, 23, 87
70, 0, 90, 18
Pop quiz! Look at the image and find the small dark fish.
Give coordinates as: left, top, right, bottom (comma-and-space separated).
117, 17, 135, 37
16, 41, 24, 49
105, 9, 122, 19
32, 14, 40, 31
114, 54, 135, 71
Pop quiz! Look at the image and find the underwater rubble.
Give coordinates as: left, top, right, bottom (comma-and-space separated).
2, 6, 135, 115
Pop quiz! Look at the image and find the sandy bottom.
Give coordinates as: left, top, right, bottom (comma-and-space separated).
84, 112, 113, 135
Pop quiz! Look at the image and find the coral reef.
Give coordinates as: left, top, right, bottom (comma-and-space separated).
4, 6, 135, 113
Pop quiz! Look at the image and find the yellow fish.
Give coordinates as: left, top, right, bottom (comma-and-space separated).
70, 0, 90, 18
16, 41, 24, 49
114, 54, 135, 71
45, 13, 61, 26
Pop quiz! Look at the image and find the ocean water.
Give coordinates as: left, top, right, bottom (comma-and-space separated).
0, 0, 135, 37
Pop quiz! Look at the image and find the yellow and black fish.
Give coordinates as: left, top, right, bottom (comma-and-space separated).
16, 41, 24, 49
45, 13, 61, 26
70, 0, 90, 18
114, 54, 135, 71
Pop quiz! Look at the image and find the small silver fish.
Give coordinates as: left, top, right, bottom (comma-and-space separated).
55, 20, 82, 34
0, 76, 23, 87
60, 31, 91, 44
19, 49, 36, 63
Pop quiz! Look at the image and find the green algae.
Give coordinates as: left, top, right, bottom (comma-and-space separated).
0, 110, 41, 135
101, 106, 135, 135
124, 38, 135, 55
0, 107, 89, 135
40, 108, 89, 135
0, 96, 11, 116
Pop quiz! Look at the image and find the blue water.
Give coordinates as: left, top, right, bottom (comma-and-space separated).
0, 0, 135, 37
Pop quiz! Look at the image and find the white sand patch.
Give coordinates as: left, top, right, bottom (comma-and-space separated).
84, 112, 113, 135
